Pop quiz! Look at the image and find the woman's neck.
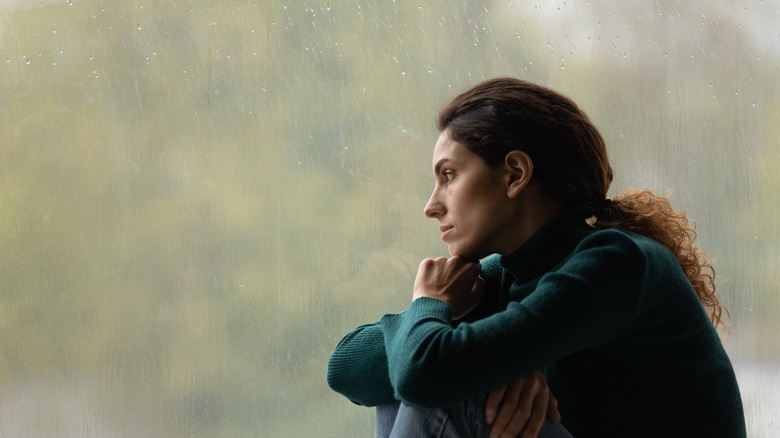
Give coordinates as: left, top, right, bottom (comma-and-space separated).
498, 184, 563, 256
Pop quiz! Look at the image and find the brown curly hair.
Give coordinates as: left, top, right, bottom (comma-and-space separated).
438, 77, 729, 332
598, 189, 728, 333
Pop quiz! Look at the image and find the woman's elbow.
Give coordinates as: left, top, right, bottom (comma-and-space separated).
327, 366, 368, 406
326, 365, 346, 396
326, 353, 354, 396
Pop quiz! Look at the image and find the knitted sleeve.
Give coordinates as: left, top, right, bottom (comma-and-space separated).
326, 256, 504, 406
327, 321, 397, 407
381, 230, 647, 408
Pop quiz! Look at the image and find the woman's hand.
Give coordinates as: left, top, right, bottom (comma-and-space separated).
412, 256, 485, 319
485, 371, 561, 438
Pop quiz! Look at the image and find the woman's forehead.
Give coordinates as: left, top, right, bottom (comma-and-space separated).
432, 136, 461, 170
432, 132, 480, 170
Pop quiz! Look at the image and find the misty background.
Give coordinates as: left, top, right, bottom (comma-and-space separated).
1, 0, 778, 436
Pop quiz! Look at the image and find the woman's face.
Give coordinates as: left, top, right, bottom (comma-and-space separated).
424, 130, 517, 261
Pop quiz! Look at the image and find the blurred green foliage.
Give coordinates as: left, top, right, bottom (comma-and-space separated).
0, 0, 777, 436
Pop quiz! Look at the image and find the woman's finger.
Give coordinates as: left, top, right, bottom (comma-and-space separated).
490, 379, 532, 437
547, 393, 561, 421
521, 383, 549, 438
485, 385, 507, 424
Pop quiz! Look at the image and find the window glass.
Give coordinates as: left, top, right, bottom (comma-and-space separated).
1, 1, 777, 436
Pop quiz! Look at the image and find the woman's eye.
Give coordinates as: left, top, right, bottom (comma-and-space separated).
443, 171, 454, 181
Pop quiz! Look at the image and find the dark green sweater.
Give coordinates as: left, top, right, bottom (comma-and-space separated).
328, 206, 746, 437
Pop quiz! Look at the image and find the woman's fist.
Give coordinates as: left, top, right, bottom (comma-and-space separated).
412, 255, 485, 319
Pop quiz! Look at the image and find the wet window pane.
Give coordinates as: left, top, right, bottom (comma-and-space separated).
1, 1, 777, 436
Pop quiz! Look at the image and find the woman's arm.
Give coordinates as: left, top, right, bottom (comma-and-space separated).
326, 296, 501, 406
327, 256, 505, 406
382, 231, 647, 408
327, 321, 397, 407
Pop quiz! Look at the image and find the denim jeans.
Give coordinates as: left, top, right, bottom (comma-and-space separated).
376, 396, 573, 438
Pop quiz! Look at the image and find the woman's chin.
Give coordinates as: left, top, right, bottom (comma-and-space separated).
448, 245, 485, 262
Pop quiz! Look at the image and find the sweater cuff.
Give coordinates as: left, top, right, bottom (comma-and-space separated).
407, 297, 453, 321
380, 297, 452, 341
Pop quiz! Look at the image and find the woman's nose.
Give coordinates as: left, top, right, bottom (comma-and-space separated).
424, 190, 443, 218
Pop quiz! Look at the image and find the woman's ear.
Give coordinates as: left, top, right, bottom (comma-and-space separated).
504, 150, 533, 199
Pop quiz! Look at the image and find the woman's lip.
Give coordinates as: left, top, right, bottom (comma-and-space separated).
440, 225, 453, 240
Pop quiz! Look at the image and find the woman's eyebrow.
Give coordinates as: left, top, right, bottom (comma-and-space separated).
434, 158, 452, 174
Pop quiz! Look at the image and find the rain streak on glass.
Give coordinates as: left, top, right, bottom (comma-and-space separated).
0, 0, 777, 437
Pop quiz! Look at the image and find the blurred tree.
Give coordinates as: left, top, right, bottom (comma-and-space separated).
0, 0, 777, 436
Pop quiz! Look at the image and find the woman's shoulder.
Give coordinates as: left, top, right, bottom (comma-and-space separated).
587, 226, 665, 248
579, 227, 677, 265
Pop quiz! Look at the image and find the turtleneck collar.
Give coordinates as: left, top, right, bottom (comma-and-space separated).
499, 205, 595, 283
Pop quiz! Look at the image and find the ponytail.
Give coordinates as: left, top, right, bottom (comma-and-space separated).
592, 189, 729, 335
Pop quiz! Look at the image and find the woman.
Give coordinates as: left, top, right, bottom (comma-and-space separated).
327, 78, 746, 437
